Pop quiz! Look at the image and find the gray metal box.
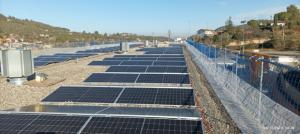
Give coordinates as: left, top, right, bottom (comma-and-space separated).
120, 42, 129, 52
1, 49, 34, 77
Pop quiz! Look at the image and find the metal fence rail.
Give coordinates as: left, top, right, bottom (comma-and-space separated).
186, 40, 300, 133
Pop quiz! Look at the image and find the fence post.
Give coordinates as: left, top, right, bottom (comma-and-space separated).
235, 51, 240, 96
209, 45, 211, 59
224, 48, 227, 70
258, 56, 264, 123
215, 46, 217, 76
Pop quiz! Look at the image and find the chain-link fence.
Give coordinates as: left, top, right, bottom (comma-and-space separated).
186, 40, 300, 133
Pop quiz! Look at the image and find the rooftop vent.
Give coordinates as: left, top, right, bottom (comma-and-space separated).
120, 42, 129, 53
0, 49, 34, 85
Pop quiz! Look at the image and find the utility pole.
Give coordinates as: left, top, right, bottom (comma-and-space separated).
282, 25, 285, 49
168, 29, 171, 42
152, 32, 154, 44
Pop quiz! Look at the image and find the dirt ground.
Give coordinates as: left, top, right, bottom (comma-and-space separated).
0, 49, 143, 110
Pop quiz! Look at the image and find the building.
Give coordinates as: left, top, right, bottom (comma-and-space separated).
197, 29, 216, 38
270, 21, 286, 27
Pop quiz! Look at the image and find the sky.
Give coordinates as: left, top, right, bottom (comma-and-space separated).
0, 0, 299, 37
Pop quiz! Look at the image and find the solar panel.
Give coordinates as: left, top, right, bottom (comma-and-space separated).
157, 57, 185, 61
89, 61, 122, 66
34, 61, 50, 67
117, 88, 195, 105
125, 66, 147, 72
110, 74, 139, 82
100, 107, 198, 118
85, 73, 190, 84
141, 119, 202, 134
103, 57, 131, 60
106, 66, 127, 72
136, 74, 163, 83
6, 104, 108, 114
21, 115, 88, 133
166, 67, 188, 73
162, 74, 190, 84
146, 66, 167, 73
0, 114, 38, 133
0, 114, 88, 133
84, 73, 115, 82
155, 89, 195, 105
153, 61, 186, 66
42, 86, 122, 103
117, 88, 157, 104
120, 61, 153, 66
82, 117, 144, 134
130, 57, 157, 61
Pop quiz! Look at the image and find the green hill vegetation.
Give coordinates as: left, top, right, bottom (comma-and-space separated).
0, 13, 167, 45
191, 4, 300, 51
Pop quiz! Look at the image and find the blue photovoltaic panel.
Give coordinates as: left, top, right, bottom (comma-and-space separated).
85, 73, 190, 84
136, 74, 164, 83
82, 117, 202, 134
106, 66, 127, 72
42, 86, 123, 103
117, 88, 195, 105
162, 74, 190, 84
141, 118, 202, 134
0, 114, 88, 133
110, 74, 139, 82
146, 66, 167, 73
84, 73, 115, 82
82, 117, 144, 134
153, 61, 186, 66
130, 57, 157, 61
157, 57, 185, 61
0, 114, 202, 134
125, 66, 147, 72
120, 61, 153, 66
166, 66, 188, 73
84, 73, 139, 83
106, 66, 147, 73
117, 88, 158, 104
103, 57, 131, 60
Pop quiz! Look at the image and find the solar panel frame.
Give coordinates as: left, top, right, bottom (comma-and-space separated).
88, 61, 122, 66
120, 61, 153, 66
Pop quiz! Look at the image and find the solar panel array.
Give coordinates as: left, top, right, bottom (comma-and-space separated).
106, 66, 188, 73
84, 73, 190, 84
89, 60, 186, 66
43, 86, 195, 106
34, 46, 120, 67
0, 114, 202, 134
0, 45, 204, 133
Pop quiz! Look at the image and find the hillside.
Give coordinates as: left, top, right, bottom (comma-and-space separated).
0, 13, 168, 45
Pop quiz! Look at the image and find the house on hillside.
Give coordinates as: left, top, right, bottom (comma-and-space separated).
271, 21, 286, 27
197, 29, 216, 38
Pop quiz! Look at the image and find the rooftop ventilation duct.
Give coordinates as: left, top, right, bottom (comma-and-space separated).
0, 49, 34, 85
120, 42, 129, 52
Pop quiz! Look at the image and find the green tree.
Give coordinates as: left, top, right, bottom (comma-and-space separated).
225, 16, 234, 34
247, 20, 259, 29
94, 31, 99, 35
